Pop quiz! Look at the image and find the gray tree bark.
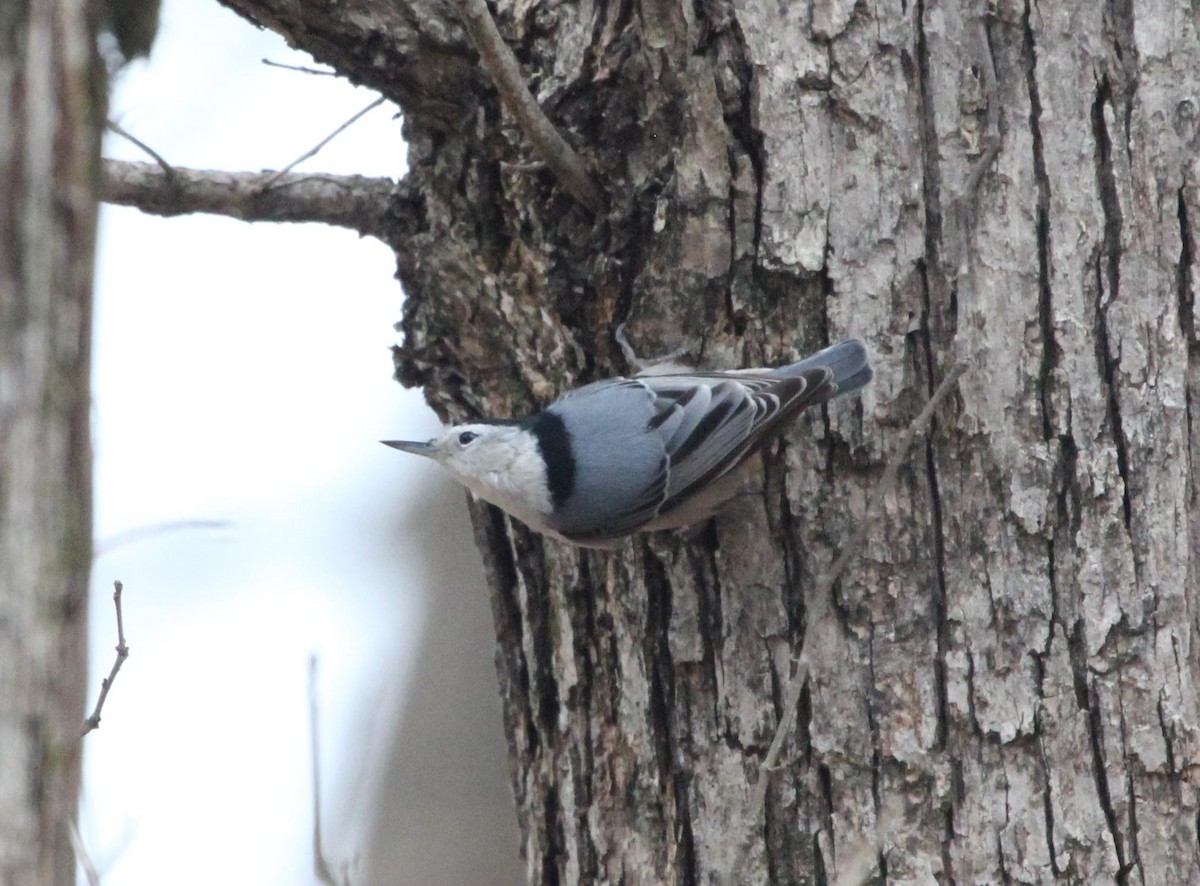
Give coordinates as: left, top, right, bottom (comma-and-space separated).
0, 1, 104, 884
122, 0, 1200, 881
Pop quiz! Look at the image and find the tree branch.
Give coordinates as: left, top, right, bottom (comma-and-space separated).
454, 0, 605, 213
81, 581, 130, 737
101, 159, 405, 241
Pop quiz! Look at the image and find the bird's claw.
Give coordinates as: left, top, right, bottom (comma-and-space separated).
614, 322, 694, 376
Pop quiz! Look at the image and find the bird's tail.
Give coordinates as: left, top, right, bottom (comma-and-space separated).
780, 339, 873, 397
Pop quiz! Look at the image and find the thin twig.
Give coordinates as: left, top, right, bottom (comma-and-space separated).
959, 3, 1001, 206
261, 58, 337, 76
68, 819, 101, 886
260, 97, 386, 191
725, 362, 967, 883
454, 0, 604, 213
94, 519, 230, 555
105, 120, 175, 180
310, 654, 338, 886
82, 581, 131, 737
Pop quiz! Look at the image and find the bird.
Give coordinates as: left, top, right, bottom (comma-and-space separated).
384, 338, 872, 548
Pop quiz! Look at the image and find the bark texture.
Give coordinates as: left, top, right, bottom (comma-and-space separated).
0, 1, 103, 884
220, 0, 1200, 880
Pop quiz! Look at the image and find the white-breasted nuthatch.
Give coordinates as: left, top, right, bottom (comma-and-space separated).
384, 339, 871, 548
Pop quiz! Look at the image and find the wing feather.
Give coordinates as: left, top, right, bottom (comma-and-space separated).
638, 369, 835, 517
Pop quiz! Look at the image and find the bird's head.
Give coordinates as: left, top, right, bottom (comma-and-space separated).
383, 422, 554, 518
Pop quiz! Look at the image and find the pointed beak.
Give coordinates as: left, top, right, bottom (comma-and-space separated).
381, 439, 437, 458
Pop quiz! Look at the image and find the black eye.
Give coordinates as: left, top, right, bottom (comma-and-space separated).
458, 431, 479, 445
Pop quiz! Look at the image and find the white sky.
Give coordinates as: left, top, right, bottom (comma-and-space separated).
85, 2, 454, 882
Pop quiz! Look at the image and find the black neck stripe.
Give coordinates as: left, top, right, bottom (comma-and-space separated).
526, 410, 575, 510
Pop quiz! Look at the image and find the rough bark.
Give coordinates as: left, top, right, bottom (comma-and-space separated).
144, 0, 1200, 881
0, 1, 104, 884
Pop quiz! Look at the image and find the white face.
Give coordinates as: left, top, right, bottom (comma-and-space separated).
390, 423, 554, 525
428, 423, 523, 478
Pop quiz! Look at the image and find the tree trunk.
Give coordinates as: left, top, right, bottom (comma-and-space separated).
0, 1, 104, 884
180, 0, 1200, 880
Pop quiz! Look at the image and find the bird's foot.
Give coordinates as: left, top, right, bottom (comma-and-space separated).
614, 322, 694, 376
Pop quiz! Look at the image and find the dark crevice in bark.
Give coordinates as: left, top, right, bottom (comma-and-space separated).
641, 544, 693, 880
761, 810, 779, 883
572, 551, 601, 879
675, 767, 698, 886
1064, 614, 1130, 877
865, 627, 881, 811
477, 101, 516, 264
572, 551, 597, 717
516, 531, 561, 748
818, 761, 835, 839
1040, 746, 1062, 876
1043, 537, 1059, 650
940, 753, 960, 878
914, 0, 944, 266
721, 16, 765, 262
877, 813, 890, 882
1179, 187, 1196, 347
1029, 642, 1058, 880
690, 543, 724, 724
614, 193, 654, 331
965, 649, 981, 737
1158, 693, 1179, 782
1119, 696, 1145, 885
773, 441, 809, 664
1023, 0, 1057, 440
1105, 0, 1138, 128
642, 545, 676, 776
997, 833, 1014, 885
865, 623, 886, 883
811, 753, 830, 878
1066, 620, 1090, 711
1086, 676, 1130, 882
482, 503, 540, 757
1090, 73, 1133, 532
725, 166, 743, 334
1181, 186, 1199, 606
1028, 650, 1063, 875
914, 0, 951, 762
813, 837, 830, 886
796, 680, 814, 769
541, 784, 565, 885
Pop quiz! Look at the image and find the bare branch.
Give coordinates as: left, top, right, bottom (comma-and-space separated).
82, 581, 131, 737
726, 362, 968, 884
95, 519, 231, 556
454, 0, 605, 213
260, 97, 386, 189
101, 160, 403, 240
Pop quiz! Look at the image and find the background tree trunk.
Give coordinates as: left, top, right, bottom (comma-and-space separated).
0, 1, 104, 884
173, 0, 1200, 880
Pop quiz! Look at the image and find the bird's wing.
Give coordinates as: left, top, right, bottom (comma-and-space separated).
550, 369, 834, 545
545, 380, 672, 543
639, 368, 835, 514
